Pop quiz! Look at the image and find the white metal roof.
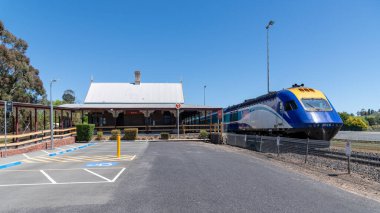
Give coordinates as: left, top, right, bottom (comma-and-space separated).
84, 82, 184, 104
60, 103, 220, 110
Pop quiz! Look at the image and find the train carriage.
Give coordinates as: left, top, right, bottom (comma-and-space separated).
187, 85, 342, 142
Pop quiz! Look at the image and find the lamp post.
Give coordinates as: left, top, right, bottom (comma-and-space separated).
203, 85, 207, 106
266, 20, 275, 94
50, 79, 57, 150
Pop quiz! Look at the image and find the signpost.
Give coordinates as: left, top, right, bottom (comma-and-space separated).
345, 141, 352, 174
176, 103, 181, 139
3, 101, 12, 158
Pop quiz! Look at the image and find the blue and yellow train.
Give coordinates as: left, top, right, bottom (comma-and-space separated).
186, 85, 343, 141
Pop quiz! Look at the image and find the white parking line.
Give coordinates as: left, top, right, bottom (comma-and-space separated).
41, 150, 50, 154
22, 154, 31, 159
84, 169, 112, 182
40, 170, 56, 184
0, 181, 110, 187
131, 155, 136, 160
0, 167, 127, 187
111, 168, 126, 182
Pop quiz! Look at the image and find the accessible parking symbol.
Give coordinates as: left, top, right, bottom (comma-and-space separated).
86, 162, 119, 167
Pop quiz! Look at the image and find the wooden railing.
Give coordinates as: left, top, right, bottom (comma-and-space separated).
0, 127, 76, 149
94, 124, 223, 134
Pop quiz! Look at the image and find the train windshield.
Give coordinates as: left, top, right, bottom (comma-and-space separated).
301, 98, 332, 111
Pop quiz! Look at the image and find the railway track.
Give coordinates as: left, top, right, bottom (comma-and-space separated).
312, 149, 380, 167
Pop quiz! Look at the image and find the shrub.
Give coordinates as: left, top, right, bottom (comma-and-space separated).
198, 130, 209, 140
82, 115, 89, 124
160, 132, 170, 140
123, 128, 138, 140
345, 117, 368, 131
96, 131, 104, 141
76, 124, 95, 142
110, 129, 121, 140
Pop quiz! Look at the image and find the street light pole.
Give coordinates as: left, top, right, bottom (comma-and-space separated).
50, 80, 57, 150
266, 20, 274, 94
203, 85, 206, 106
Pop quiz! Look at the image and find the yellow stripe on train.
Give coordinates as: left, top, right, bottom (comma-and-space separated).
287, 87, 328, 101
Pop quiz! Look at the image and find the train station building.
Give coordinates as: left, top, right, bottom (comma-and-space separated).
61, 71, 222, 133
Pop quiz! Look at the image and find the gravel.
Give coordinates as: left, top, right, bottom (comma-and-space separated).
273, 152, 380, 183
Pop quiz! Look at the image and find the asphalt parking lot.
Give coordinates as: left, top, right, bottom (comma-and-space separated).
0, 141, 144, 212
0, 141, 379, 213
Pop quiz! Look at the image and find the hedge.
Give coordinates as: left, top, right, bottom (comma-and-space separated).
76, 124, 95, 142
198, 130, 209, 140
96, 131, 104, 141
123, 128, 138, 140
160, 132, 170, 140
110, 129, 121, 140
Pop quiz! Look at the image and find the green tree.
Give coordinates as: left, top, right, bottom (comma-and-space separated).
338, 112, 350, 123
0, 21, 46, 103
52, 99, 65, 106
365, 117, 376, 126
375, 115, 380, 125
62, 89, 75, 104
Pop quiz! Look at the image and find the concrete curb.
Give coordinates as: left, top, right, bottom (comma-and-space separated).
0, 161, 22, 169
49, 143, 96, 157
97, 139, 205, 143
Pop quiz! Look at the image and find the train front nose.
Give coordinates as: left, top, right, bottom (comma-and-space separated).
307, 124, 342, 141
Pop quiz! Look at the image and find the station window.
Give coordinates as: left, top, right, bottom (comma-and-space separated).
285, 101, 298, 111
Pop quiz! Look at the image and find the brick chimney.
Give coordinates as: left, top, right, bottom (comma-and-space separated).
134, 70, 141, 85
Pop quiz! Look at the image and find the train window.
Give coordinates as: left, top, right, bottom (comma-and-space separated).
285, 101, 298, 111
301, 98, 332, 111
231, 111, 238, 121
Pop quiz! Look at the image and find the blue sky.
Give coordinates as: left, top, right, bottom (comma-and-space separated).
1, 0, 379, 113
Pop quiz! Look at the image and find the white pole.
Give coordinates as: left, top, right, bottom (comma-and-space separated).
4, 101, 7, 158
177, 109, 179, 139
50, 81, 54, 150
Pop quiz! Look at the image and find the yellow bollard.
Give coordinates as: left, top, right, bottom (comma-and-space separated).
117, 134, 121, 158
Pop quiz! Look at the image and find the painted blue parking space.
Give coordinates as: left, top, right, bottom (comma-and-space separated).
86, 162, 119, 167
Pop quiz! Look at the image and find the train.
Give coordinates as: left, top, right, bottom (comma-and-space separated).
185, 84, 343, 141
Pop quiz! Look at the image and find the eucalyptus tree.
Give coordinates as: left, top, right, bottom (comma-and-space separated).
0, 20, 46, 103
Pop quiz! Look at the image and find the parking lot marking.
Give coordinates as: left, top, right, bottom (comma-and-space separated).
40, 170, 56, 184
84, 169, 112, 182
21, 155, 135, 164
0, 167, 126, 172
111, 168, 126, 182
0, 167, 127, 187
0, 181, 110, 187
41, 150, 50, 154
22, 153, 31, 159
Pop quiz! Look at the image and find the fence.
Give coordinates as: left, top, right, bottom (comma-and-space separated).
224, 133, 380, 183
95, 124, 222, 134
0, 127, 76, 150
